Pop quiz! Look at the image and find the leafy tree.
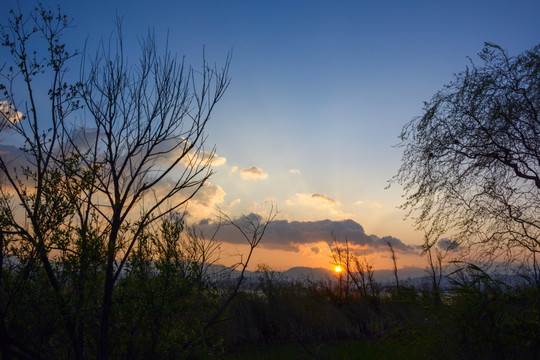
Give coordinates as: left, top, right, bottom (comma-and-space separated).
393, 43, 540, 261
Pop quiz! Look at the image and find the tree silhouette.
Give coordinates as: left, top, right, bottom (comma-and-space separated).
0, 5, 230, 359
393, 43, 540, 262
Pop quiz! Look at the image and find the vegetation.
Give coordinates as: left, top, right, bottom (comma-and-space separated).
2, 241, 540, 359
0, 4, 270, 359
220, 260, 540, 360
0, 4, 539, 360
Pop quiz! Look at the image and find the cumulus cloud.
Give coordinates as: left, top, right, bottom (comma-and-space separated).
210, 155, 227, 166
229, 198, 241, 207
195, 215, 417, 253
145, 136, 225, 169
184, 181, 226, 221
0, 101, 23, 126
286, 193, 357, 220
239, 166, 268, 180
143, 178, 225, 222
180, 149, 226, 168
289, 169, 301, 175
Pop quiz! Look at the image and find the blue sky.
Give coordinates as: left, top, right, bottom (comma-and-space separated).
3, 0, 540, 270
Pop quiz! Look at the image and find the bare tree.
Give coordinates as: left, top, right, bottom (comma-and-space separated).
353, 255, 378, 297
330, 234, 351, 298
203, 207, 277, 330
331, 236, 379, 298
392, 43, 540, 261
387, 241, 399, 288
424, 240, 457, 304
0, 5, 230, 359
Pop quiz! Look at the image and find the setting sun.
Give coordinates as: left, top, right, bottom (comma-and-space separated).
334, 265, 342, 273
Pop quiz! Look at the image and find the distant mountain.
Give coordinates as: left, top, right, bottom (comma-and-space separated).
282, 267, 335, 282
208, 263, 530, 290
373, 266, 427, 283
280, 266, 428, 284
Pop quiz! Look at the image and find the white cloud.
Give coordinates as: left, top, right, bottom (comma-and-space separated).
369, 202, 383, 209
184, 181, 226, 221
141, 178, 225, 222
229, 198, 241, 207
149, 137, 225, 169
293, 193, 337, 208
180, 148, 226, 168
0, 101, 23, 126
210, 155, 227, 166
289, 168, 301, 175
285, 193, 357, 220
239, 166, 268, 180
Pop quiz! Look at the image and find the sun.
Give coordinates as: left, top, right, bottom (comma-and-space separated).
334, 265, 342, 273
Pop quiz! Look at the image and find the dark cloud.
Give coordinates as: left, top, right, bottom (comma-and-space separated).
437, 238, 459, 251
0, 143, 34, 188
0, 143, 28, 169
68, 127, 100, 149
194, 215, 416, 253
311, 193, 335, 204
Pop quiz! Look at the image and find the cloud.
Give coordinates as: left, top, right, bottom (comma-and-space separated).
180, 149, 226, 168
0, 101, 23, 126
229, 198, 241, 207
184, 181, 226, 221
209, 155, 227, 166
311, 193, 336, 204
67, 127, 100, 149
195, 215, 416, 253
0, 144, 31, 192
292, 193, 338, 208
437, 238, 459, 251
143, 177, 225, 222
0, 144, 26, 168
147, 137, 225, 169
289, 169, 301, 175
285, 193, 357, 220
239, 166, 268, 180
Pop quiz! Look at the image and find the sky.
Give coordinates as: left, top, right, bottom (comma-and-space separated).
2, 0, 540, 271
